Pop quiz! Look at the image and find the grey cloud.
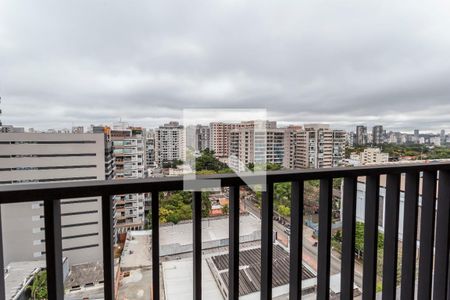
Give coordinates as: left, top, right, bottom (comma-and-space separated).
0, 0, 450, 131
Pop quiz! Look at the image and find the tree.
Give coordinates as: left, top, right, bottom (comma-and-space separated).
221, 204, 229, 215
146, 190, 213, 225
247, 163, 282, 171
195, 149, 228, 172
162, 159, 184, 168
28, 270, 47, 300
277, 204, 291, 217
353, 221, 384, 255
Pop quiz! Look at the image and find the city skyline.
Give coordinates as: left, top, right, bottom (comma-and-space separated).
5, 117, 449, 135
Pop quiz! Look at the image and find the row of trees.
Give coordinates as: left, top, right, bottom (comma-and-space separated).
146, 191, 211, 227
258, 179, 342, 218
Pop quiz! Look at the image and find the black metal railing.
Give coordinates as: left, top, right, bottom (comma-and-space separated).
0, 162, 450, 300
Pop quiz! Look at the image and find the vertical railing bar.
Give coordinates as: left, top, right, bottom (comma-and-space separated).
417, 171, 437, 300
289, 179, 304, 300
228, 185, 240, 300
44, 199, 64, 300
0, 205, 5, 300
102, 194, 115, 300
261, 181, 274, 300
340, 176, 357, 299
317, 177, 333, 300
362, 174, 380, 300
193, 191, 202, 300
382, 173, 401, 300
433, 170, 450, 299
400, 171, 420, 300
151, 190, 160, 300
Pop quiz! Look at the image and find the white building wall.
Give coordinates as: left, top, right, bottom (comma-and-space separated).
0, 133, 105, 266
353, 181, 422, 242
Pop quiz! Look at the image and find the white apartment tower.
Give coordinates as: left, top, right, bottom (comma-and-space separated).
228, 121, 284, 171
0, 133, 105, 266
155, 122, 185, 167
359, 148, 389, 165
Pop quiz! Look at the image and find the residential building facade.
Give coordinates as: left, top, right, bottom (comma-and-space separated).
359, 148, 389, 165
111, 123, 147, 237
372, 125, 383, 145
210, 122, 238, 160
356, 125, 367, 146
293, 124, 345, 169
0, 133, 105, 266
155, 122, 185, 167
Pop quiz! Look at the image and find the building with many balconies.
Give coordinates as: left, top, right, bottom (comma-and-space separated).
110, 123, 147, 238
293, 124, 346, 169
155, 122, 185, 167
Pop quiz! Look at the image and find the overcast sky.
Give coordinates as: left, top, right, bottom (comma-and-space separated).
1, 0, 449, 132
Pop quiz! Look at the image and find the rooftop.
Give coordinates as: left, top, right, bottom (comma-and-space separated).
162, 258, 223, 300
159, 214, 260, 247
4, 260, 45, 300
120, 214, 261, 270
209, 245, 315, 298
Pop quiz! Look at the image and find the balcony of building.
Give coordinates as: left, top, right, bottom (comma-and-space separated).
0, 162, 449, 299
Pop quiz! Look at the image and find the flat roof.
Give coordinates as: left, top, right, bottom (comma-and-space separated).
120, 231, 152, 270
5, 260, 45, 300
65, 262, 104, 290
162, 258, 223, 300
118, 269, 152, 299
210, 245, 315, 297
120, 214, 261, 269
159, 214, 261, 246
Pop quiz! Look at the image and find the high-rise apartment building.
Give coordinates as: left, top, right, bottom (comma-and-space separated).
332, 130, 346, 166
0, 133, 105, 266
155, 122, 185, 167
282, 125, 302, 169
110, 123, 147, 237
228, 121, 284, 171
356, 125, 368, 146
185, 125, 211, 152
293, 124, 345, 169
347, 132, 356, 148
229, 127, 254, 171
372, 125, 383, 145
196, 125, 211, 151
146, 129, 156, 168
92, 125, 115, 180
413, 129, 420, 143
210, 122, 238, 160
